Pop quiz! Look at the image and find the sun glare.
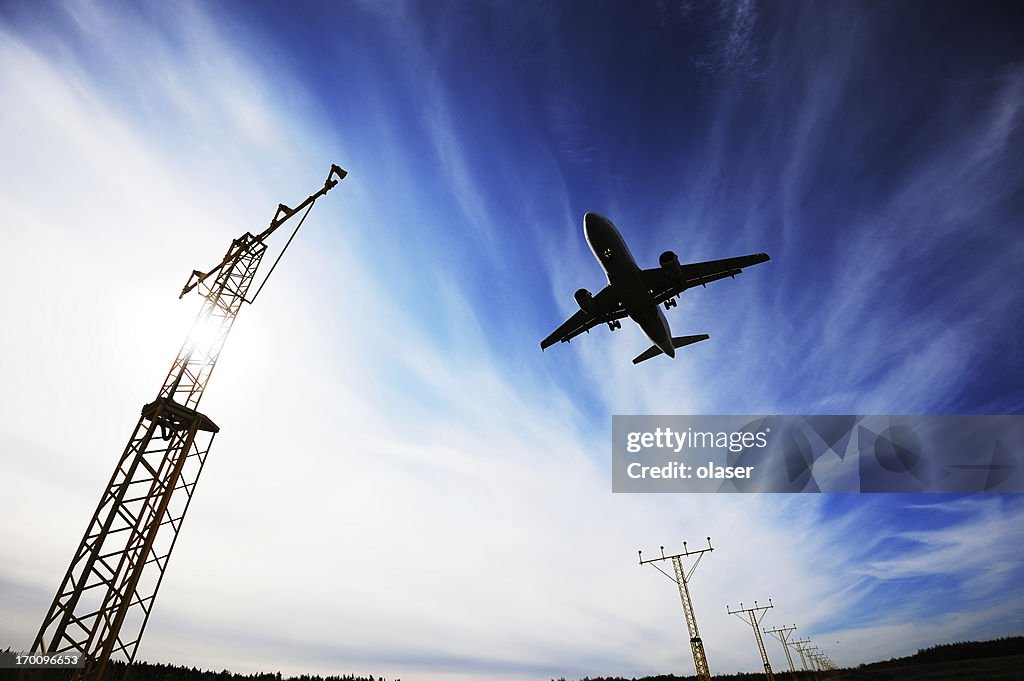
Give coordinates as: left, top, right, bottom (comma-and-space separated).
186, 314, 224, 355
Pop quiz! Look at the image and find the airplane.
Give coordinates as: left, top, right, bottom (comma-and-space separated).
540, 212, 770, 364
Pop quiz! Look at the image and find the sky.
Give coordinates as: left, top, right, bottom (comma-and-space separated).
1, 1, 1023, 679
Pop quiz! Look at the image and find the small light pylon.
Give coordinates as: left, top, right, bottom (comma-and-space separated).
726, 598, 775, 681
763, 624, 798, 681
638, 537, 715, 681
790, 638, 812, 672
805, 645, 824, 680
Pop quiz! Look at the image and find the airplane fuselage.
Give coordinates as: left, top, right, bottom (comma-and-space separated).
583, 212, 676, 358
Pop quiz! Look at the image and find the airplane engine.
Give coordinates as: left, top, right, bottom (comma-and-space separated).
659, 250, 682, 279
574, 287, 597, 314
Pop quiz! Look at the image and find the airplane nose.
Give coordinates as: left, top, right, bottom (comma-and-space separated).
583, 212, 607, 238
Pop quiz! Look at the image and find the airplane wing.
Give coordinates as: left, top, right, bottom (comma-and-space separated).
540, 285, 628, 349
641, 253, 770, 306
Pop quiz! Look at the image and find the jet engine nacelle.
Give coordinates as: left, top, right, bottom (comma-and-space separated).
659, 250, 682, 280
574, 288, 597, 314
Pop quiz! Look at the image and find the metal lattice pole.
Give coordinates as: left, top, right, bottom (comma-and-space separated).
638, 538, 715, 681
805, 644, 824, 680
790, 638, 811, 673
29, 165, 346, 681
764, 624, 798, 681
727, 599, 775, 681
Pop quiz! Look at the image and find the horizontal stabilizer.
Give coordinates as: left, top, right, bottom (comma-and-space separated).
632, 334, 710, 365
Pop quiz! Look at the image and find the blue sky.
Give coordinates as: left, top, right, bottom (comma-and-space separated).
1, 1, 1022, 679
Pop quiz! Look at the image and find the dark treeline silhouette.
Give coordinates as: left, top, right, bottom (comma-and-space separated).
552, 636, 1024, 681
553, 674, 824, 681
5, 637, 1022, 681
862, 635, 1024, 667
0, 652, 396, 681
555, 675, 769, 681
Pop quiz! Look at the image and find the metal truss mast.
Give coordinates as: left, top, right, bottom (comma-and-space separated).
638, 538, 715, 681
790, 638, 813, 674
29, 165, 347, 681
727, 599, 775, 681
764, 624, 798, 681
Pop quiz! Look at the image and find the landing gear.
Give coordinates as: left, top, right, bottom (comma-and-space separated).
664, 298, 678, 310
608, 320, 622, 330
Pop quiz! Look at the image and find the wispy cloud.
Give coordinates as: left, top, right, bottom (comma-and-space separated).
646, 10, 1024, 416
691, 0, 763, 79
861, 497, 1024, 596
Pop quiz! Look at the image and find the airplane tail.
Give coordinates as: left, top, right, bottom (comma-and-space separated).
632, 334, 710, 365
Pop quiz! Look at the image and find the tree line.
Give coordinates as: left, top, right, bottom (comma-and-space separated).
0, 652, 397, 681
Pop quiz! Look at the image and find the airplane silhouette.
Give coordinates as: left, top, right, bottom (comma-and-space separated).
541, 212, 770, 364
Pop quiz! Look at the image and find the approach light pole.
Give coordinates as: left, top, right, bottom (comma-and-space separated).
727, 598, 775, 681
790, 637, 812, 673
805, 644, 824, 679
638, 537, 715, 681
28, 165, 347, 681
764, 624, 799, 681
